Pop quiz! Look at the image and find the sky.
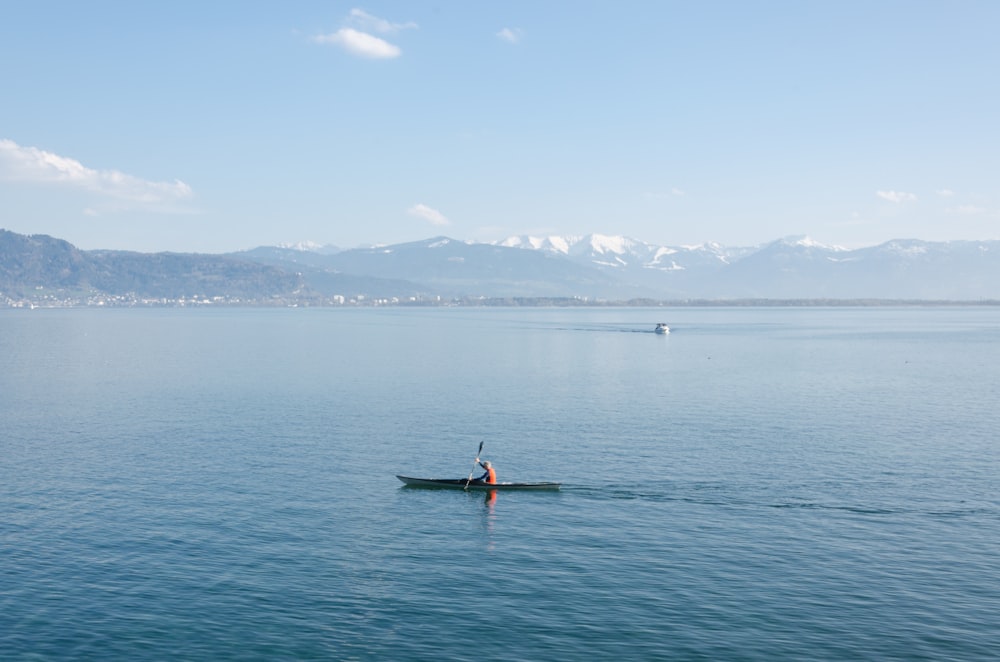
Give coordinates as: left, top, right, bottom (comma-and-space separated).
2, 1, 998, 253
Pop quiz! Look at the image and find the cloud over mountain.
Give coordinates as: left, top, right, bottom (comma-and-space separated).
408, 203, 450, 226
0, 138, 193, 213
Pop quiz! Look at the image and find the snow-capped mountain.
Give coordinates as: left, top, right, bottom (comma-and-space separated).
497, 233, 753, 272
260, 232, 1000, 300
495, 233, 760, 297
492, 234, 1000, 299
276, 240, 342, 255
5, 228, 999, 302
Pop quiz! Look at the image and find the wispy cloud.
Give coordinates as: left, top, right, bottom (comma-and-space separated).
643, 187, 685, 200
876, 190, 917, 203
949, 204, 985, 215
408, 203, 450, 226
312, 8, 416, 59
349, 8, 417, 34
936, 189, 955, 197
0, 138, 194, 212
497, 27, 524, 44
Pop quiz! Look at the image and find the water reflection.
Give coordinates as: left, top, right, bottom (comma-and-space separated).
483, 489, 497, 551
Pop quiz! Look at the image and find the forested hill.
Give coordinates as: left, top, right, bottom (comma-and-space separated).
0, 229, 303, 302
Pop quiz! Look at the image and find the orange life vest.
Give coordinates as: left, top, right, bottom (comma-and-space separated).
485, 466, 497, 484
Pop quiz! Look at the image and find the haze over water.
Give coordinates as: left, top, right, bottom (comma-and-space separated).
3, 306, 999, 660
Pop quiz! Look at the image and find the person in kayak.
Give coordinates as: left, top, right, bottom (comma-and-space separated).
474, 460, 497, 485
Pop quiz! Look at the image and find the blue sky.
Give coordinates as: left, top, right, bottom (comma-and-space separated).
2, 1, 998, 253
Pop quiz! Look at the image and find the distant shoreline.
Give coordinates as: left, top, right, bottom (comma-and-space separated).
5, 295, 1000, 310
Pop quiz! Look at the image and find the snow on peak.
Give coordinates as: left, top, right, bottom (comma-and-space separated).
586, 233, 637, 255
652, 246, 678, 259
775, 235, 817, 247
773, 235, 846, 251
545, 236, 572, 253
883, 240, 928, 256
276, 240, 344, 254
500, 233, 640, 256
499, 235, 578, 254
279, 240, 326, 252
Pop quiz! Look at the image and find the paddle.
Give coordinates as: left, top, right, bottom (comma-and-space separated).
464, 441, 484, 490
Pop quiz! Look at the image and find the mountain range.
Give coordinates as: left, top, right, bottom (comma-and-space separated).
490, 233, 1000, 300
236, 233, 1000, 300
2, 228, 999, 305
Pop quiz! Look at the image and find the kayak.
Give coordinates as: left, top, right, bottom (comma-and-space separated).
397, 475, 561, 490
396, 475, 561, 490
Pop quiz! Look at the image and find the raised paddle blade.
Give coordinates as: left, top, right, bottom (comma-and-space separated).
465, 442, 485, 490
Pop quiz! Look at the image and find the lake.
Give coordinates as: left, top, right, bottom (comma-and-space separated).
2, 306, 999, 660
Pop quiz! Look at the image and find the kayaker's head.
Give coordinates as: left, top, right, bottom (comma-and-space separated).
482, 460, 492, 468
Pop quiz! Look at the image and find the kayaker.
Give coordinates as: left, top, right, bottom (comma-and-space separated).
474, 460, 497, 485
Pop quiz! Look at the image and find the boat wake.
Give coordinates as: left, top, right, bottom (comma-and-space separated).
564, 483, 996, 519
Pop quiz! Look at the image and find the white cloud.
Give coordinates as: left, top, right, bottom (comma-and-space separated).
312, 28, 401, 59
876, 190, 917, 203
643, 187, 685, 200
936, 189, 955, 197
408, 203, 450, 226
497, 27, 524, 44
312, 9, 416, 59
0, 138, 193, 211
349, 8, 417, 34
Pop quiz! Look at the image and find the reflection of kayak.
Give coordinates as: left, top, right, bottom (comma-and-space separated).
396, 475, 561, 490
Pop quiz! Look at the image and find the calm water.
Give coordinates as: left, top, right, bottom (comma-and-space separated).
2, 306, 999, 660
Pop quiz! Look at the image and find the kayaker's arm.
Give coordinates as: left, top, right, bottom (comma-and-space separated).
476, 460, 496, 484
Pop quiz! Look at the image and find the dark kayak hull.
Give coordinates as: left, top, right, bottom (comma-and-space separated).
396, 475, 561, 490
